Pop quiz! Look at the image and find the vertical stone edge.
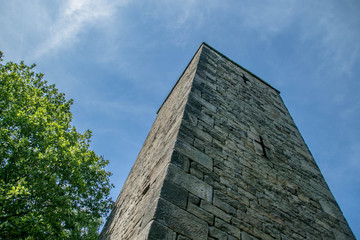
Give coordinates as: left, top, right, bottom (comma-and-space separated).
99, 44, 205, 240
148, 44, 217, 239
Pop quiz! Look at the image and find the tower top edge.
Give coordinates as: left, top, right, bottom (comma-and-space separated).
201, 42, 280, 94
157, 42, 280, 114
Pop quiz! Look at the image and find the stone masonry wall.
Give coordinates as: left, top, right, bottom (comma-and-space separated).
99, 45, 203, 240
101, 43, 355, 240
156, 43, 354, 239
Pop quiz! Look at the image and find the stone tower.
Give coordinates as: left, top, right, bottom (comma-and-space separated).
100, 43, 355, 240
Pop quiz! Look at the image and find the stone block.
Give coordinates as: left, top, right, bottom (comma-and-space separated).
181, 121, 213, 143
202, 123, 228, 144
188, 193, 201, 205
146, 220, 176, 240
231, 217, 252, 233
184, 103, 214, 126
213, 196, 237, 217
170, 150, 190, 172
209, 226, 228, 239
175, 140, 213, 170
155, 198, 208, 240
201, 200, 232, 223
214, 218, 240, 239
187, 202, 214, 225
214, 190, 239, 212
177, 235, 191, 240
242, 231, 259, 240
190, 167, 204, 180
188, 90, 217, 113
166, 164, 213, 202
160, 179, 188, 209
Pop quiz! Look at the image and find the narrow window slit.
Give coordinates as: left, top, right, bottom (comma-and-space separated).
255, 136, 270, 159
142, 184, 150, 195
243, 75, 250, 84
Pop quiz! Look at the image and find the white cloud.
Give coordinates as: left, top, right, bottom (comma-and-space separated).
3, 0, 358, 78
32, 0, 129, 59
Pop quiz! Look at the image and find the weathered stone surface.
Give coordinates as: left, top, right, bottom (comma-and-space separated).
155, 198, 208, 240
214, 218, 240, 239
242, 231, 259, 240
160, 180, 188, 210
209, 226, 228, 239
213, 190, 237, 216
100, 43, 355, 240
166, 164, 213, 202
177, 235, 191, 240
138, 220, 176, 240
201, 200, 232, 223
188, 90, 217, 113
175, 140, 213, 170
187, 202, 214, 225
170, 151, 190, 172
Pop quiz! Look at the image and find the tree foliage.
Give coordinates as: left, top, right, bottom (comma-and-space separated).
0, 52, 113, 239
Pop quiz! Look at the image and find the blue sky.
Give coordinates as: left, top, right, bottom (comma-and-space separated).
1, 0, 359, 237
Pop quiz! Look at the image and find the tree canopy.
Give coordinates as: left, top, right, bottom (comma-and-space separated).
0, 52, 113, 239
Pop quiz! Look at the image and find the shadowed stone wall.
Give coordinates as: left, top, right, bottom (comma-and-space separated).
99, 44, 202, 240
100, 43, 355, 240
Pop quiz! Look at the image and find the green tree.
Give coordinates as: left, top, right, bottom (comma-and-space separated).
0, 52, 113, 239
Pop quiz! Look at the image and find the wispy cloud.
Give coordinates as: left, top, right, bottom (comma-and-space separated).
230, 1, 359, 74
33, 0, 129, 59
299, 3, 360, 76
